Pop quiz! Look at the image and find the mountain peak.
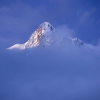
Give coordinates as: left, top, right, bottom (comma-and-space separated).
7, 22, 84, 50
72, 38, 84, 46
40, 22, 55, 33
61, 37, 84, 46
41, 22, 52, 27
8, 22, 55, 49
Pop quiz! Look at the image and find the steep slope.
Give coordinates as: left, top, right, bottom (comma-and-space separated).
8, 22, 84, 50
8, 22, 55, 49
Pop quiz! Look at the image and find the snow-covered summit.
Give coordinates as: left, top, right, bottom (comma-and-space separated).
61, 37, 84, 46
41, 22, 54, 32
72, 38, 84, 46
8, 22, 55, 49
8, 22, 84, 50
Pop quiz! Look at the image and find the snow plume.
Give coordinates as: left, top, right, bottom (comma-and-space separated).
0, 43, 100, 100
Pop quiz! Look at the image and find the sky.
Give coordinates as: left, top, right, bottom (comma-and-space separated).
0, 0, 100, 45
0, 0, 100, 100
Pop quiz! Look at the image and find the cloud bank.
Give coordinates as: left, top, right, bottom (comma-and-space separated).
0, 42, 100, 100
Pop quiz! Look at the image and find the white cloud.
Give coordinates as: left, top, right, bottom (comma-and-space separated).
78, 8, 96, 24
55, 25, 76, 39
0, 42, 100, 100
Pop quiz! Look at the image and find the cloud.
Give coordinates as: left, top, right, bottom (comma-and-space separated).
55, 25, 76, 39
0, 42, 100, 100
78, 8, 96, 24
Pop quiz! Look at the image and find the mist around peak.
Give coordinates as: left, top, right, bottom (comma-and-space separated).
0, 27, 100, 100
7, 22, 85, 50
0, 42, 100, 100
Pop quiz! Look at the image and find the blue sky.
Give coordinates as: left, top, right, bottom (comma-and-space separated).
0, 0, 100, 45
0, 0, 100, 100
